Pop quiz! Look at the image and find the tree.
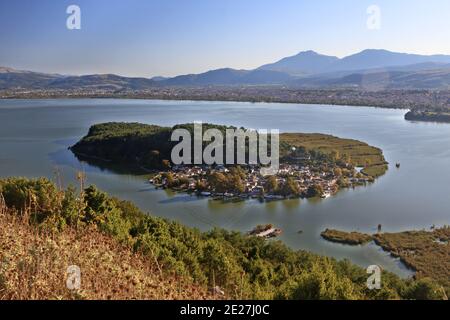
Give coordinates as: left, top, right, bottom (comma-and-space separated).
61, 186, 81, 227
161, 159, 171, 169
264, 176, 279, 193
333, 168, 343, 177
84, 186, 118, 223
144, 149, 162, 168
330, 150, 340, 161
208, 172, 229, 193
201, 239, 242, 291
281, 177, 300, 197
83, 185, 134, 242
342, 153, 351, 164
230, 166, 246, 180
276, 258, 360, 300
406, 278, 448, 300
228, 174, 245, 193
195, 179, 208, 192
0, 177, 61, 224
163, 172, 175, 187
306, 184, 324, 198
178, 175, 190, 186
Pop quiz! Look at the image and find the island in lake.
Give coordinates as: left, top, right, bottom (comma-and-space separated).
70, 122, 388, 201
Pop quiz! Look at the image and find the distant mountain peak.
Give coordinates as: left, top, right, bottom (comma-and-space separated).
296, 50, 321, 56
333, 49, 450, 72
258, 50, 339, 75
360, 48, 390, 53
150, 76, 169, 82
0, 66, 25, 74
2, 49, 450, 90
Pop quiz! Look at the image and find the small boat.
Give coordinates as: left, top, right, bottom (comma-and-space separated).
248, 224, 283, 238
321, 192, 331, 199
396, 163, 401, 168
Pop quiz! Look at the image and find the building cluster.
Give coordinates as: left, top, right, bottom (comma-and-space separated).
2, 87, 450, 110
150, 162, 370, 201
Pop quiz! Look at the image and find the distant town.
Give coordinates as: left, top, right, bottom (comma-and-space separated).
2, 87, 449, 111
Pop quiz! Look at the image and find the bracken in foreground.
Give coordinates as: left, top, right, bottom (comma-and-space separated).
0, 211, 214, 300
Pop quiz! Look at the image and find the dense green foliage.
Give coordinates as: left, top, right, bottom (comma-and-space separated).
321, 229, 373, 245
70, 122, 174, 169
405, 110, 450, 123
0, 177, 446, 300
71, 122, 246, 170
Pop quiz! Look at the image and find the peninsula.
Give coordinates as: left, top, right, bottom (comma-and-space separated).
405, 110, 450, 123
71, 122, 388, 201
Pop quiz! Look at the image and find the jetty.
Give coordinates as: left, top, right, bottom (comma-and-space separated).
248, 224, 282, 239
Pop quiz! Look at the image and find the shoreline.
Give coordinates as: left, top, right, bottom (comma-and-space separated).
0, 93, 420, 111
0, 95, 411, 110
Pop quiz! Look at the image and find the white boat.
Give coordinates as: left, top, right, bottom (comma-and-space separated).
321, 192, 331, 199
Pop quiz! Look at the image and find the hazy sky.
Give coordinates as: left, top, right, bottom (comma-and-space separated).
1, 0, 449, 77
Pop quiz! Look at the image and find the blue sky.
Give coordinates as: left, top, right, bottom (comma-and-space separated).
1, 0, 449, 77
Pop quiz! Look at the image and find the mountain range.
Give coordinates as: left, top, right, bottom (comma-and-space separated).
2, 49, 450, 90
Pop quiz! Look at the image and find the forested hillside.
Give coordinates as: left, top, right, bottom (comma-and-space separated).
0, 177, 446, 300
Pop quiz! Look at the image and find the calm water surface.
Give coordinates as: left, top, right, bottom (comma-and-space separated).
2, 99, 450, 277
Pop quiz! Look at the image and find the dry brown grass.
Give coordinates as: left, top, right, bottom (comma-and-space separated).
374, 227, 450, 289
0, 207, 215, 300
280, 133, 388, 177
320, 225, 450, 293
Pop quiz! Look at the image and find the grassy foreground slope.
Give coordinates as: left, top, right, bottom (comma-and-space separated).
0, 177, 445, 300
0, 212, 213, 300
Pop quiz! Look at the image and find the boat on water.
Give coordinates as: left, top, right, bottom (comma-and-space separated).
264, 195, 284, 201
248, 224, 283, 239
321, 192, 332, 199
396, 163, 401, 168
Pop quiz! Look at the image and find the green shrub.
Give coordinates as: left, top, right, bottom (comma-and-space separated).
1, 177, 446, 300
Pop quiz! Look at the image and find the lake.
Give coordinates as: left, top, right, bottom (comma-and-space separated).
2, 98, 450, 278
